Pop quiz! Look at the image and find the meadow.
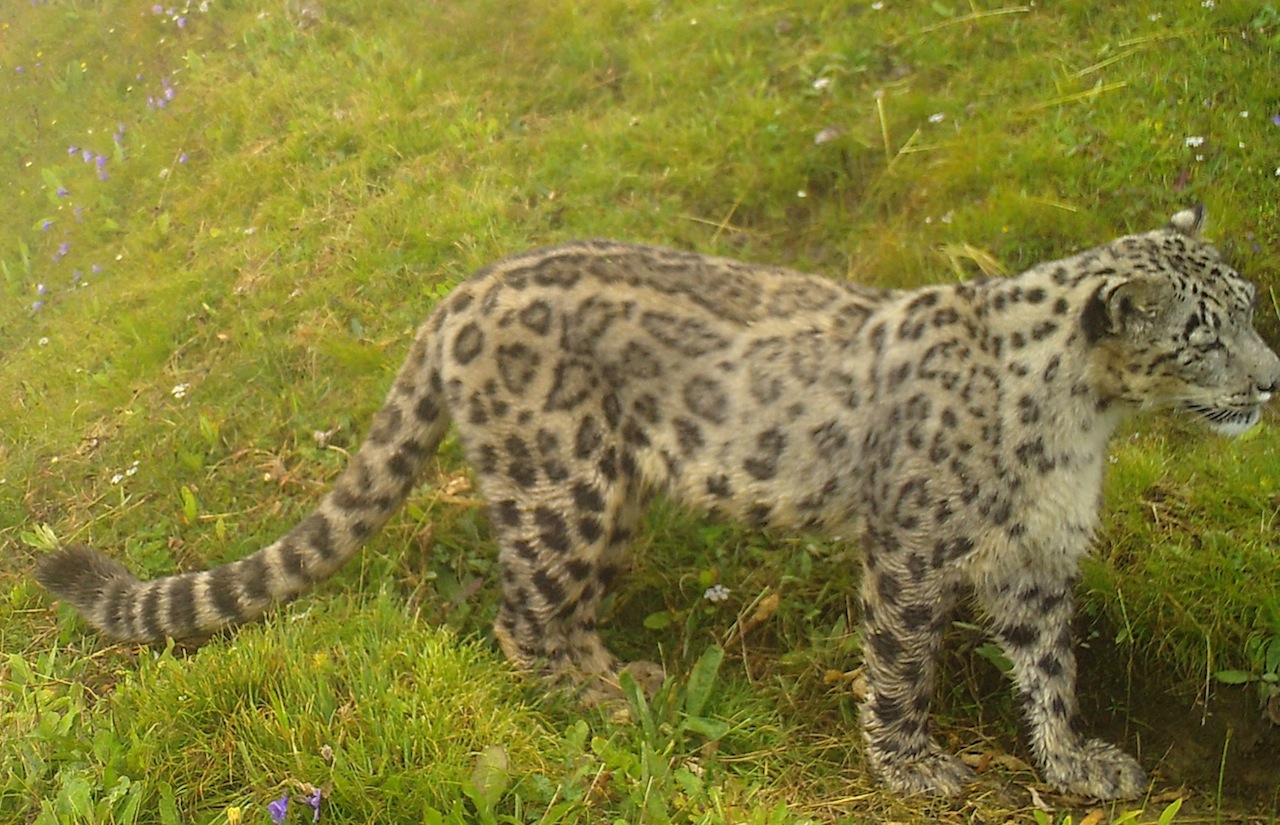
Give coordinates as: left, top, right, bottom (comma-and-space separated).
1, 0, 1278, 822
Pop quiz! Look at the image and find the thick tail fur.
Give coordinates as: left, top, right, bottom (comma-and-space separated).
35, 328, 449, 643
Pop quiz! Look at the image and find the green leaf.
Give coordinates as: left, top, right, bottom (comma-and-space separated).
1214, 669, 1252, 684
642, 610, 672, 630
618, 669, 655, 742
683, 715, 729, 740
468, 744, 509, 810
684, 643, 723, 719
1156, 797, 1184, 825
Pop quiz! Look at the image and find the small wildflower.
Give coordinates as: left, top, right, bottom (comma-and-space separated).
928, 112, 945, 123
92, 264, 103, 274
95, 154, 107, 169
152, 3, 162, 12
37, 283, 48, 295
267, 795, 289, 825
796, 190, 807, 198
704, 584, 731, 603
1184, 136, 1205, 148
40, 219, 52, 231
54, 242, 70, 261
1272, 113, 1280, 126
56, 186, 69, 197
81, 148, 93, 163
321, 744, 334, 763
1195, 154, 1205, 162
871, 1, 884, 9
225, 807, 243, 825
812, 76, 832, 91
72, 270, 83, 284
31, 301, 45, 315
111, 472, 124, 484
1240, 111, 1249, 118
171, 383, 189, 399
814, 126, 840, 145
1147, 12, 1161, 20
1201, 0, 1214, 7
306, 787, 322, 822
38, 336, 50, 345
177, 16, 187, 27
67, 145, 79, 155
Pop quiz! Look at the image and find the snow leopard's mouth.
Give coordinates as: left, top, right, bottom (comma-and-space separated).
1184, 402, 1262, 437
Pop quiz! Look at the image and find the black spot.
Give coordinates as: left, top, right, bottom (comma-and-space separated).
505, 435, 538, 488
683, 375, 728, 424
452, 322, 485, 365
493, 499, 522, 528
602, 392, 623, 428
1037, 653, 1064, 678
706, 474, 732, 498
575, 415, 603, 459
901, 603, 933, 632
414, 393, 441, 423
673, 417, 704, 455
300, 513, 336, 562
497, 343, 542, 394
207, 565, 245, 622
876, 573, 901, 606
565, 559, 592, 582
1002, 623, 1037, 649
746, 503, 772, 526
573, 482, 606, 513
519, 300, 553, 335
534, 507, 572, 554
577, 516, 604, 543
532, 569, 566, 604
743, 428, 786, 481
545, 359, 598, 411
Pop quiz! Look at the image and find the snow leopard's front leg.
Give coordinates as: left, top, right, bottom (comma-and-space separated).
976, 571, 1147, 800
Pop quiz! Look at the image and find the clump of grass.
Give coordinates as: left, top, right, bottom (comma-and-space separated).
3, 0, 1280, 821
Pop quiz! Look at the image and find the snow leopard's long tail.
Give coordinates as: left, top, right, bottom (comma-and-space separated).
35, 326, 450, 643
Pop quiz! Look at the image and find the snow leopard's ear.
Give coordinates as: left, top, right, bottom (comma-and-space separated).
1168, 204, 1206, 238
1081, 276, 1175, 342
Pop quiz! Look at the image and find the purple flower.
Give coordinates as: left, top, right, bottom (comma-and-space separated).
178, 152, 188, 163
177, 16, 187, 27
56, 187, 70, 198
41, 219, 52, 231
267, 795, 289, 825
97, 169, 110, 181
92, 264, 103, 274
95, 155, 107, 169
72, 270, 83, 283
37, 283, 48, 295
31, 300, 44, 314
15, 66, 24, 74
67, 145, 79, 155
81, 148, 93, 163
152, 3, 162, 13
1272, 113, 1280, 126
306, 787, 321, 822
54, 242, 70, 261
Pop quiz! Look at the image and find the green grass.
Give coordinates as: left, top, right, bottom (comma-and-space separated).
2, 0, 1279, 822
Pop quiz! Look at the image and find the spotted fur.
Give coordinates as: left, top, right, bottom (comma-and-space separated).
36, 206, 1280, 798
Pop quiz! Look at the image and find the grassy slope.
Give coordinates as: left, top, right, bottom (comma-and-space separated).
1, 0, 1278, 822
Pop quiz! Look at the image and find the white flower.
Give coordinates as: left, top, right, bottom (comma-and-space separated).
38, 337, 50, 346
812, 76, 832, 91
928, 112, 945, 123
703, 584, 731, 603
871, 1, 884, 9
1240, 111, 1249, 118
1184, 136, 1205, 148
1201, 0, 1214, 8
111, 473, 125, 484
171, 383, 189, 399
1148, 12, 1162, 20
